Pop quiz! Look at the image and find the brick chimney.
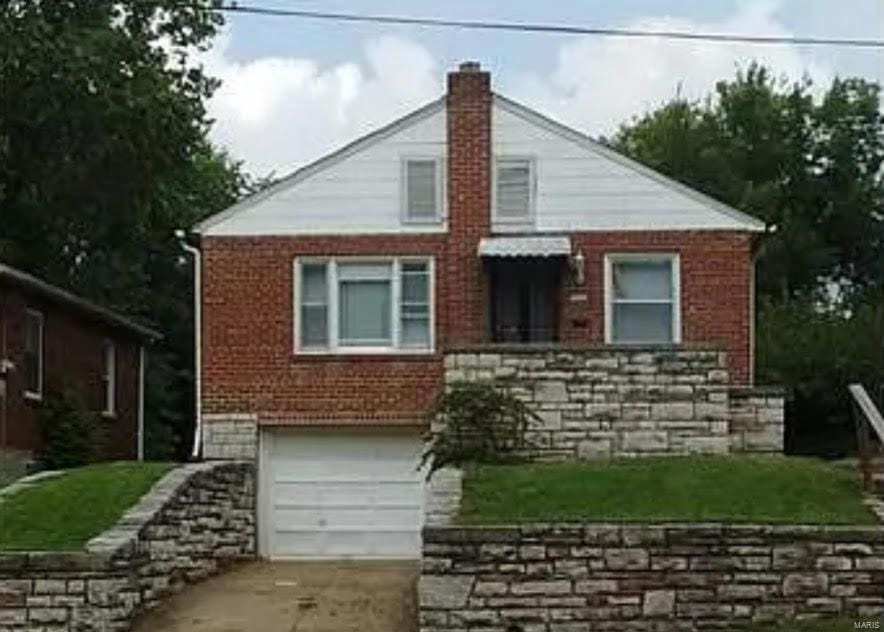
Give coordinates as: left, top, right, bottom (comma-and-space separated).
445, 61, 492, 346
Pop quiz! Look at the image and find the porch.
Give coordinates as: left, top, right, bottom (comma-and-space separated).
443, 345, 784, 459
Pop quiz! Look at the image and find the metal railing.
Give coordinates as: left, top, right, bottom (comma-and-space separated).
848, 383, 884, 492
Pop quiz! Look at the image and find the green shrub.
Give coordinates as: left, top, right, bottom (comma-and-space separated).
422, 380, 539, 477
37, 389, 107, 469
757, 296, 883, 455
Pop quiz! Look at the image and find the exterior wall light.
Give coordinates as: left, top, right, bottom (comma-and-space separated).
570, 249, 585, 286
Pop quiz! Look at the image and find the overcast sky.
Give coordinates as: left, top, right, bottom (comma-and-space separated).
202, 0, 884, 177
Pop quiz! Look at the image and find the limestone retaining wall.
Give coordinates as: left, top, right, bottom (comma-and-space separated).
0, 461, 255, 631
420, 523, 884, 631
444, 347, 784, 458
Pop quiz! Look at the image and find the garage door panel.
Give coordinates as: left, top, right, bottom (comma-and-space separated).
272, 481, 421, 505
261, 430, 426, 559
274, 507, 424, 530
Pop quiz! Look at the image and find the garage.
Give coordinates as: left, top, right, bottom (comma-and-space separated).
258, 429, 427, 559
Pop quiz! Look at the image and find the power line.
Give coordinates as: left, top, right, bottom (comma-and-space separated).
214, 3, 884, 49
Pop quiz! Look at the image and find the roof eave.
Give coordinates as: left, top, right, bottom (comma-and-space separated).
0, 265, 162, 343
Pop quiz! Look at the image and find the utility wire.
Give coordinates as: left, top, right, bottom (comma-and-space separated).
214, 3, 884, 49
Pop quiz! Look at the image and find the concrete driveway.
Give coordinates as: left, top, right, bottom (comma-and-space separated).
131, 561, 418, 632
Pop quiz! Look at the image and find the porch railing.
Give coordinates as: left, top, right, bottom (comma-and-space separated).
848, 383, 884, 492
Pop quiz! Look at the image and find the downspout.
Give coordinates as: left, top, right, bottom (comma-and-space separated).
751, 223, 778, 386
176, 231, 202, 460
137, 345, 145, 461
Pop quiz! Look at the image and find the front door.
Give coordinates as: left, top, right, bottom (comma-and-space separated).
489, 260, 561, 343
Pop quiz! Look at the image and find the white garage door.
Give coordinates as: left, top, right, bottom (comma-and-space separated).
259, 430, 426, 559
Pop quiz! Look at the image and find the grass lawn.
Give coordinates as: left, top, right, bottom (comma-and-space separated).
459, 455, 878, 525
0, 461, 173, 551
0, 457, 27, 489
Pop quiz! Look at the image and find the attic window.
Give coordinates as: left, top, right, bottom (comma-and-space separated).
495, 157, 534, 222
403, 158, 442, 223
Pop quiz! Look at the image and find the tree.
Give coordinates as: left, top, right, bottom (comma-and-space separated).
0, 1, 248, 458
615, 64, 883, 306
614, 64, 884, 446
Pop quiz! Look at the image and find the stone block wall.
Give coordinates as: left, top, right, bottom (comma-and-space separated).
426, 468, 464, 527
729, 387, 786, 452
444, 347, 784, 458
202, 414, 259, 460
0, 461, 255, 631
420, 523, 884, 631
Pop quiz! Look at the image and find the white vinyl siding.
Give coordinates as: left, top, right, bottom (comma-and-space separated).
494, 157, 534, 222
604, 254, 681, 344
23, 309, 43, 400
200, 96, 762, 237
491, 100, 763, 233
295, 257, 434, 354
101, 340, 116, 416
402, 159, 442, 223
204, 106, 447, 236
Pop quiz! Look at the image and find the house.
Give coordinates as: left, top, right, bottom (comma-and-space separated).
0, 263, 160, 466
190, 62, 782, 560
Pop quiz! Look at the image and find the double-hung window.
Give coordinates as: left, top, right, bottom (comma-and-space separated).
605, 254, 680, 344
23, 309, 43, 400
296, 258, 433, 353
101, 340, 116, 416
494, 157, 534, 223
402, 158, 442, 223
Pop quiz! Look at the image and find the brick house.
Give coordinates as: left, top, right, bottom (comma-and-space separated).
0, 263, 160, 466
191, 62, 783, 560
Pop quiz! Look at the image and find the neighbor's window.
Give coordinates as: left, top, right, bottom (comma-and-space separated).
296, 258, 433, 352
606, 254, 680, 344
403, 158, 441, 223
101, 340, 116, 416
495, 157, 533, 221
23, 309, 43, 399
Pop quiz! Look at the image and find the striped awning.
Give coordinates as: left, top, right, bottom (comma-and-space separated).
478, 236, 571, 258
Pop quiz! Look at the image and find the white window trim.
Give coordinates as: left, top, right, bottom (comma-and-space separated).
293, 256, 435, 355
603, 253, 682, 345
400, 156, 445, 225
102, 340, 116, 417
492, 155, 537, 225
23, 309, 44, 401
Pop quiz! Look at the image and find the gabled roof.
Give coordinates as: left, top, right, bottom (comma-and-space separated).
492, 94, 766, 232
194, 90, 767, 235
193, 96, 446, 234
0, 263, 161, 342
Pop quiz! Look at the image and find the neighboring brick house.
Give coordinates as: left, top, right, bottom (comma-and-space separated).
191, 62, 780, 560
0, 263, 160, 466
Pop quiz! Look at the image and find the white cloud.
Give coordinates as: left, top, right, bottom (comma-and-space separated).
516, 0, 832, 138
203, 34, 440, 177
516, 0, 831, 138
205, 1, 832, 176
